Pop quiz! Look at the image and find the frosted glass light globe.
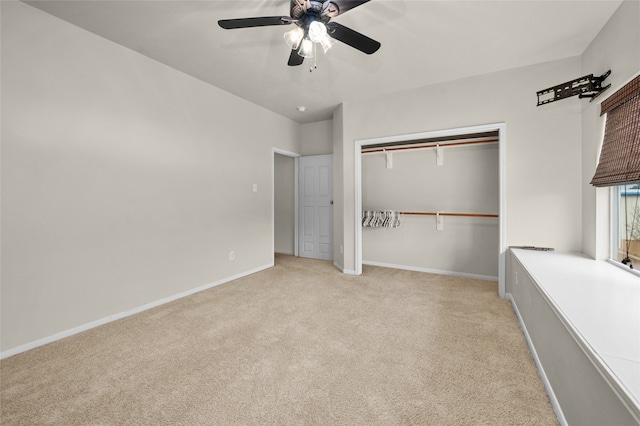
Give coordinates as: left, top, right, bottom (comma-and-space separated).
308, 21, 327, 43
298, 38, 314, 58
284, 27, 304, 50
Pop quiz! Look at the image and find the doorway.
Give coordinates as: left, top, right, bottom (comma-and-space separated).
273, 149, 300, 260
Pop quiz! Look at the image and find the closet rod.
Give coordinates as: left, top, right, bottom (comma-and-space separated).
401, 211, 499, 218
362, 138, 498, 154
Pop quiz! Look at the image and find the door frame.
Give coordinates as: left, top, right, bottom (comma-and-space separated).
272, 148, 301, 262
354, 123, 507, 296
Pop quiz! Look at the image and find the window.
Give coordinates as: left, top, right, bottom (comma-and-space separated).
612, 184, 640, 268
591, 75, 640, 187
590, 74, 640, 269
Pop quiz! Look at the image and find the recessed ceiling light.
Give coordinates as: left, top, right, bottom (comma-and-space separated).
297, 106, 306, 112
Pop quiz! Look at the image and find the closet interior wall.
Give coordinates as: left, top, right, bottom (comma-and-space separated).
361, 140, 500, 279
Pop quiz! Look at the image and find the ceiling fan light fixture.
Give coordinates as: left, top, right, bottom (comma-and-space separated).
298, 38, 314, 58
219, 0, 380, 67
284, 26, 304, 50
320, 35, 336, 53
308, 20, 327, 43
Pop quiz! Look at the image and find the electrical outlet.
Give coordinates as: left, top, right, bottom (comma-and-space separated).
253, 184, 258, 192
229, 251, 235, 261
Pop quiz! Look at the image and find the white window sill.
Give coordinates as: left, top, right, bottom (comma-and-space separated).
607, 258, 640, 278
511, 249, 640, 414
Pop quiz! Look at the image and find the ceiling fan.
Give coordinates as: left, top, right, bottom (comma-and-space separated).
218, 0, 381, 66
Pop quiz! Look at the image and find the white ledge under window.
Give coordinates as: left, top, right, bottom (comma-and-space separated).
509, 249, 640, 422
608, 257, 640, 278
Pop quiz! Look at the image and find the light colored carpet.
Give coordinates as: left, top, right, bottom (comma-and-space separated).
1, 254, 557, 425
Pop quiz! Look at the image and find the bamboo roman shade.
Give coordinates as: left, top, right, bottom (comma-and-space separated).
590, 75, 640, 187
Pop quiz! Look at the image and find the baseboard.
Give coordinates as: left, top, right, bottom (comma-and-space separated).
333, 262, 357, 275
0, 263, 274, 360
275, 249, 294, 255
362, 260, 499, 282
505, 293, 567, 426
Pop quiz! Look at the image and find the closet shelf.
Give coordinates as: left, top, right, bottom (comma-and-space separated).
362, 138, 498, 154
400, 211, 498, 218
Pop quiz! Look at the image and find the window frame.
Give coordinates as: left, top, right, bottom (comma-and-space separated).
609, 184, 640, 277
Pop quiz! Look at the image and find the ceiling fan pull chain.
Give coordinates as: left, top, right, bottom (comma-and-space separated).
311, 43, 318, 72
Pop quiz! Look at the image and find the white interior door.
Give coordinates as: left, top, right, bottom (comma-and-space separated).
299, 154, 333, 260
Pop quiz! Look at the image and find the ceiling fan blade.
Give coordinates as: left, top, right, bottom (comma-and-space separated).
327, 22, 380, 54
288, 49, 305, 66
327, 0, 370, 17
218, 16, 293, 29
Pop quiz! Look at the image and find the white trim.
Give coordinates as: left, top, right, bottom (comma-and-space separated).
607, 258, 640, 278
498, 123, 507, 296
505, 293, 568, 426
363, 260, 498, 282
610, 186, 618, 264
608, 186, 640, 278
333, 262, 356, 275
294, 157, 299, 257
333, 261, 356, 275
274, 249, 294, 255
272, 148, 301, 158
0, 263, 273, 360
354, 123, 507, 295
272, 148, 301, 262
355, 139, 363, 275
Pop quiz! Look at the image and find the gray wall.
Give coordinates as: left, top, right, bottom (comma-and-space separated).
301, 120, 333, 156
361, 144, 499, 278
581, 0, 640, 259
1, 2, 301, 352
334, 57, 583, 272
272, 120, 332, 256
274, 154, 295, 255
503, 4, 640, 421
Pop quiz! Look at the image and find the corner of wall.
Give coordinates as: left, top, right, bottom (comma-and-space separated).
301, 119, 334, 156
332, 105, 345, 269
580, 0, 640, 259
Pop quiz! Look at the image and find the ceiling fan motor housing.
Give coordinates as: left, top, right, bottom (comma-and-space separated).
291, 1, 339, 21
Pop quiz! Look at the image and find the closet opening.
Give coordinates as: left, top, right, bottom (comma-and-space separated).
354, 124, 507, 296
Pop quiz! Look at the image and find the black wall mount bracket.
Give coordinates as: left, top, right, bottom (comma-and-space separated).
536, 70, 611, 106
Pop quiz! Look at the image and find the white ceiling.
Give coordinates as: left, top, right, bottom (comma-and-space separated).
24, 0, 623, 123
